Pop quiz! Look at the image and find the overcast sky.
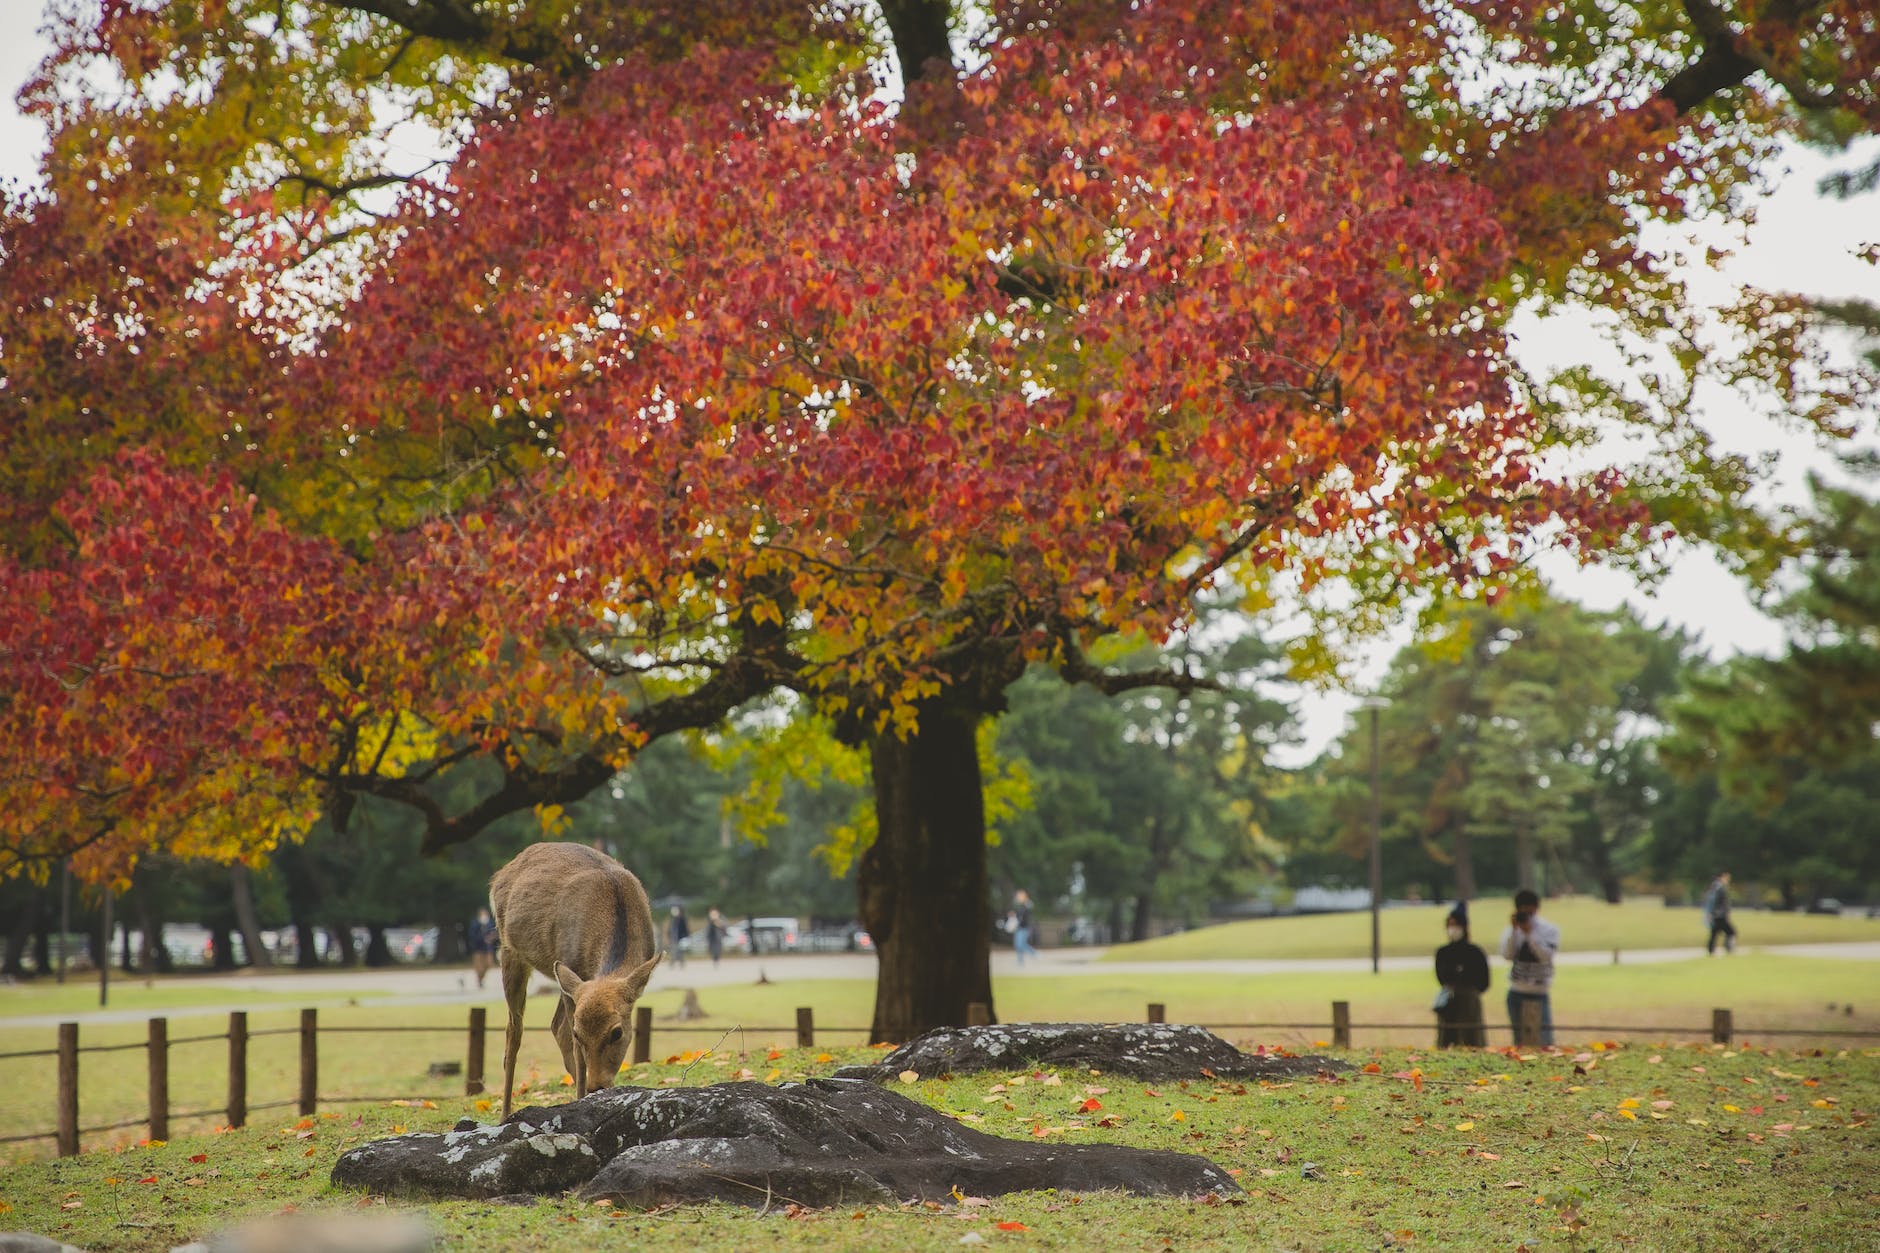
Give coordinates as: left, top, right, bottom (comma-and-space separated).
1, 4, 1873, 763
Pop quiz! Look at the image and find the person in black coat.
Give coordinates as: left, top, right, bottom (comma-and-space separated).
1434, 902, 1490, 1047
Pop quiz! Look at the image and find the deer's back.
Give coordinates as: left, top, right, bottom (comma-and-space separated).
489, 842, 656, 980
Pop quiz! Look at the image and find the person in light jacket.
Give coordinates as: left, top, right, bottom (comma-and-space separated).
1498, 888, 1559, 1046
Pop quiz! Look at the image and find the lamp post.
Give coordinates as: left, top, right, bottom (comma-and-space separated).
1357, 695, 1389, 975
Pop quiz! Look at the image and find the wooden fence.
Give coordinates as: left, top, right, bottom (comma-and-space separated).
5, 1001, 1875, 1157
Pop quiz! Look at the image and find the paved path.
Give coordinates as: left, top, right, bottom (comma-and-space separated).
5, 942, 1875, 1030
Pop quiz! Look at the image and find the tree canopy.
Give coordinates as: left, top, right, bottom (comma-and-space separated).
3, 0, 1876, 1036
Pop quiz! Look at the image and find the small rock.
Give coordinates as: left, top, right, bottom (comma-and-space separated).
958, 1233, 988, 1245
1299, 1162, 1324, 1181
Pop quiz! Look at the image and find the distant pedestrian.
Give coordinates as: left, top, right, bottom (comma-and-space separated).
465, 907, 498, 989
1009, 889, 1037, 966
1703, 871, 1737, 955
1499, 889, 1559, 1046
668, 904, 690, 968
1433, 902, 1489, 1048
706, 908, 726, 967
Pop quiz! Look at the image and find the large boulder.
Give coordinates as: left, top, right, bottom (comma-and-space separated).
332, 1077, 1238, 1209
834, 1023, 1346, 1083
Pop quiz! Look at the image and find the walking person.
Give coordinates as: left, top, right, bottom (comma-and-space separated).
1499, 888, 1560, 1046
1010, 889, 1037, 966
667, 904, 690, 968
1703, 871, 1737, 954
466, 906, 498, 989
706, 907, 726, 967
1433, 902, 1490, 1048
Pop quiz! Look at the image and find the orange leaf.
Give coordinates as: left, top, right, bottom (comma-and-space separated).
996, 1221, 1030, 1231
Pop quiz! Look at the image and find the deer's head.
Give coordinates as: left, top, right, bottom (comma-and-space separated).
554, 952, 662, 1096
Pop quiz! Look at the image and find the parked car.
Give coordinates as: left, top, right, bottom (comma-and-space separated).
800, 922, 873, 952
743, 916, 801, 954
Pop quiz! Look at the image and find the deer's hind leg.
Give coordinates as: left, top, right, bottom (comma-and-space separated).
499, 955, 531, 1120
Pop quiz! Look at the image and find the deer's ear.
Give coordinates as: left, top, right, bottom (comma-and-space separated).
554, 961, 586, 999
622, 951, 662, 999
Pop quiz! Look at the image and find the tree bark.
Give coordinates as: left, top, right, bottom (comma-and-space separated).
3, 890, 36, 977
1513, 825, 1535, 894
330, 923, 359, 967
229, 864, 272, 968
1451, 825, 1477, 902
857, 705, 994, 1043
364, 925, 393, 967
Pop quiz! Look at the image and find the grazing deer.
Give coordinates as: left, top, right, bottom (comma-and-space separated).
489, 842, 663, 1119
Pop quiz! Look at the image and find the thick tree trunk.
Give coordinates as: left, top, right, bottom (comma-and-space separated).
330, 924, 359, 967
1129, 893, 1152, 944
229, 864, 272, 967
433, 922, 464, 964
1513, 826, 1535, 894
3, 891, 35, 977
364, 925, 393, 967
210, 925, 238, 970
1451, 826, 1477, 902
857, 706, 993, 1044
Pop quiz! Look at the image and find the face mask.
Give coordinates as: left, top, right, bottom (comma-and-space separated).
1446, 926, 1464, 942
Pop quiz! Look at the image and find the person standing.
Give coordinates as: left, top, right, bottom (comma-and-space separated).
667, 904, 690, 968
465, 907, 498, 989
1011, 889, 1037, 966
1499, 888, 1559, 1046
1434, 902, 1490, 1048
1703, 871, 1737, 955
705, 907, 726, 967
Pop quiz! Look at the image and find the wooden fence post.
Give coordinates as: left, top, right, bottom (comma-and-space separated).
57, 1022, 78, 1157
466, 1007, 487, 1095
796, 1007, 816, 1048
632, 1005, 653, 1064
148, 1017, 169, 1142
1331, 1001, 1351, 1049
1147, 1003, 1167, 1024
1712, 1008, 1733, 1046
966, 1002, 991, 1027
227, 1011, 248, 1129
299, 1009, 318, 1116
1518, 999, 1543, 1048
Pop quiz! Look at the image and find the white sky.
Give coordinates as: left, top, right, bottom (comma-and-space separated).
1, 4, 1873, 764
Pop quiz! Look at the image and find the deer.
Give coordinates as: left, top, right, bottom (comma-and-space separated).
488, 842, 663, 1119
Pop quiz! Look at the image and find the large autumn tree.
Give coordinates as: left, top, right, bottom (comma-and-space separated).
4, 1, 1876, 1039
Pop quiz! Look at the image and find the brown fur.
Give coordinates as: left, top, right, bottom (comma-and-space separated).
488, 842, 661, 1119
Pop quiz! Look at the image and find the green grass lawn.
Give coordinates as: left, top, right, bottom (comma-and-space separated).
4, 955, 1874, 1164
1110, 895, 1880, 961
1, 1035, 1874, 1252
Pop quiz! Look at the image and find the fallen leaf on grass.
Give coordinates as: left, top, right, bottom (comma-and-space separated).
995, 1221, 1029, 1231
188, 1154, 208, 1164
1502, 1181, 1525, 1189
1454, 1122, 1474, 1132
1080, 1098, 1102, 1113
899, 1070, 922, 1084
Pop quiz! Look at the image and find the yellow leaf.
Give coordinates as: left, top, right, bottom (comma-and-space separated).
898, 1070, 921, 1084
1454, 1122, 1475, 1132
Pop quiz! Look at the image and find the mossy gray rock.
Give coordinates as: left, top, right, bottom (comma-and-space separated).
332, 1076, 1238, 1209
833, 1023, 1346, 1082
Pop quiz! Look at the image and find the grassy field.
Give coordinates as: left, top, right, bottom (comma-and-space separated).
1116, 895, 1880, 961
1, 1033, 1874, 1252
3, 954, 1874, 1163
